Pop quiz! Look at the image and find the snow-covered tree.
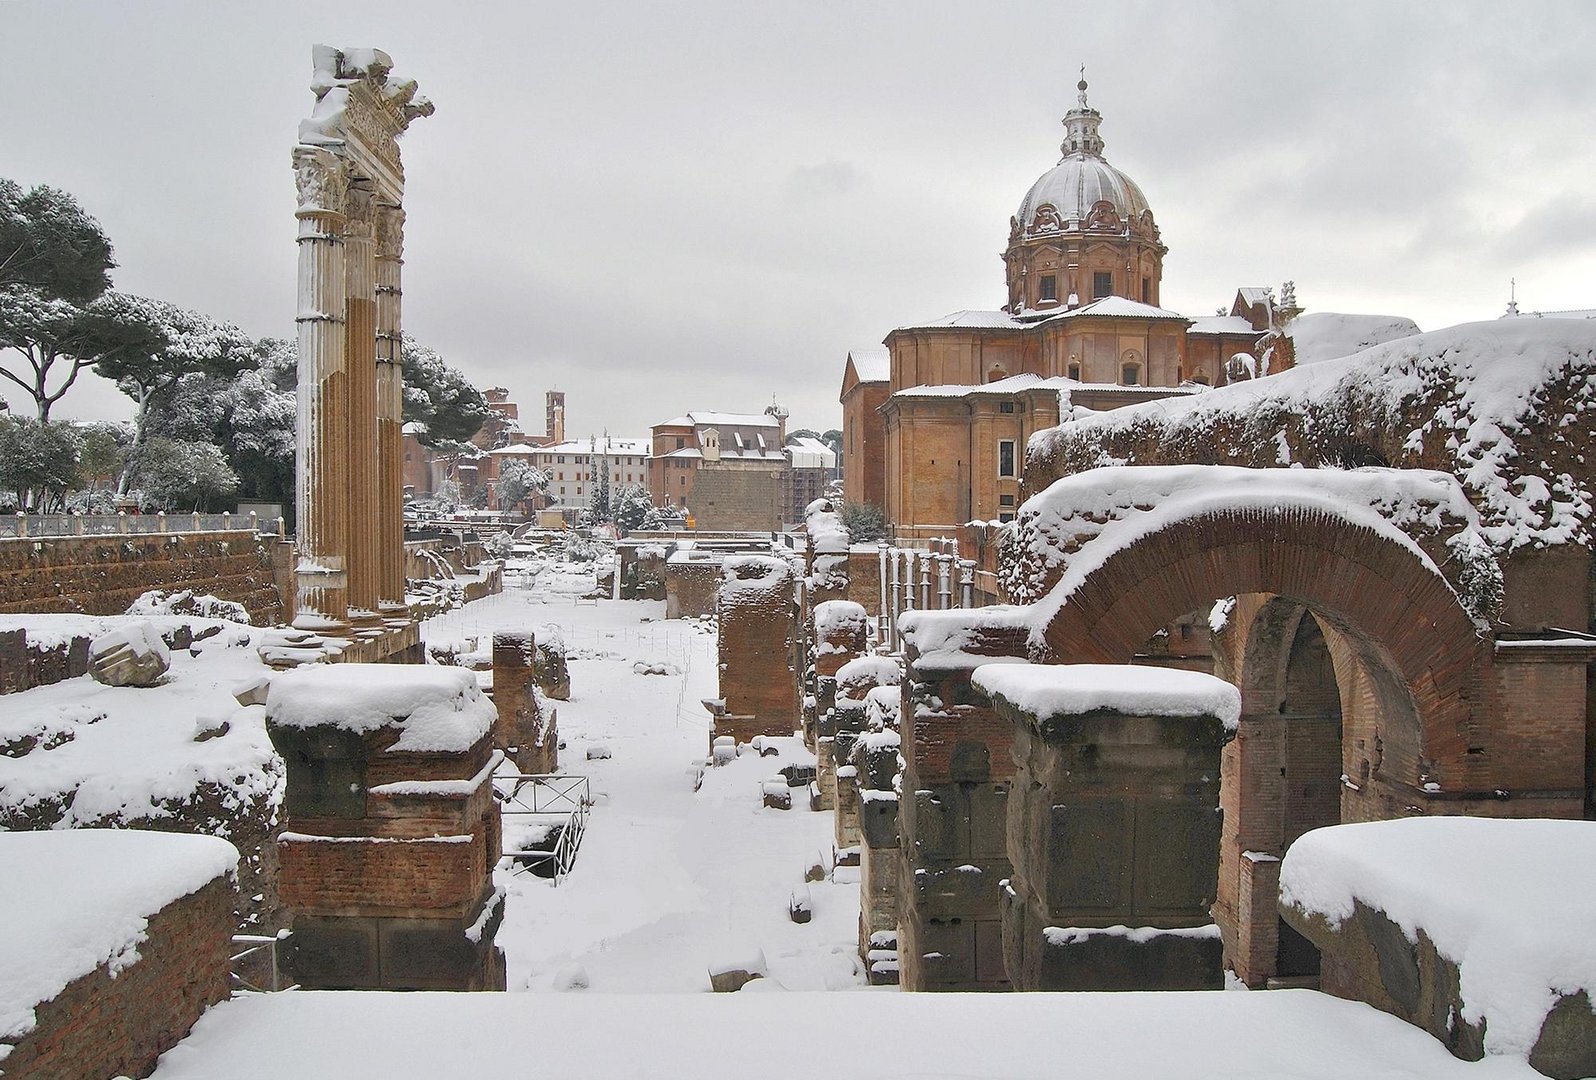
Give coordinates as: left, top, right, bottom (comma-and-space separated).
0, 416, 84, 511
838, 501, 887, 542
134, 437, 239, 511
401, 335, 489, 449
611, 483, 654, 534
496, 460, 547, 515
0, 178, 115, 302
92, 296, 253, 495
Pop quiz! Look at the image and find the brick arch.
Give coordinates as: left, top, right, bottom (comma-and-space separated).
1037, 503, 1489, 788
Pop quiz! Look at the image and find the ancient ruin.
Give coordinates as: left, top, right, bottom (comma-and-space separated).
292, 46, 431, 642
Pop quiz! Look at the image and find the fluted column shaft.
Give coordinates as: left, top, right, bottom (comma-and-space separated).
292, 148, 350, 630
375, 204, 407, 615
343, 185, 379, 622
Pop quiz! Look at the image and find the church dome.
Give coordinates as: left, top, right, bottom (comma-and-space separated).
1011, 79, 1157, 243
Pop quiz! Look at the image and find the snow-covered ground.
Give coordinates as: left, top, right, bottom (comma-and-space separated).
429, 562, 864, 993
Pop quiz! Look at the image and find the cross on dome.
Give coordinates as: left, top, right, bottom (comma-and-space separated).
1061, 68, 1105, 159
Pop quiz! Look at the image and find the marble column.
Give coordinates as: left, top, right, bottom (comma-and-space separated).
292, 147, 350, 631
343, 183, 380, 624
375, 204, 408, 617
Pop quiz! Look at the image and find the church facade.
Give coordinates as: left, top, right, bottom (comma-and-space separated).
843, 80, 1270, 529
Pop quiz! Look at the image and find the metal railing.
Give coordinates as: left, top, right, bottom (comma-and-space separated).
0, 510, 286, 540
493, 773, 590, 885
229, 933, 295, 994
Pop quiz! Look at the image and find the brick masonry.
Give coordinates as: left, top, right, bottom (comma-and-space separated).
716, 557, 800, 743
0, 531, 284, 624
1, 874, 234, 1080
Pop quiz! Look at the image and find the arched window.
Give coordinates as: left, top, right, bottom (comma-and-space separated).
1121, 363, 1141, 386
1067, 362, 1081, 381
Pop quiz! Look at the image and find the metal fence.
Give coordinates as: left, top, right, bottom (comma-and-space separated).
493, 773, 591, 885
229, 934, 294, 994
0, 510, 286, 540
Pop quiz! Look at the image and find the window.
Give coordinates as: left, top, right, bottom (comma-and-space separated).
557, 455, 566, 464
999, 439, 1016, 478
999, 512, 1016, 524
1093, 271, 1113, 299
676, 437, 685, 449
1039, 274, 1057, 301
1121, 363, 1141, 386
1193, 372, 1211, 386
1142, 276, 1151, 303
999, 400, 1015, 414
1067, 362, 1081, 380
999, 494, 1015, 507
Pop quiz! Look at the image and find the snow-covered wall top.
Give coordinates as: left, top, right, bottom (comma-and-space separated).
972, 662, 1242, 729
718, 555, 794, 611
814, 600, 868, 640
0, 829, 239, 1042
1284, 312, 1420, 366
835, 655, 902, 689
805, 498, 849, 592
1028, 320, 1596, 553
264, 665, 494, 753
898, 606, 1033, 672
1001, 465, 1492, 626
1279, 817, 1596, 1061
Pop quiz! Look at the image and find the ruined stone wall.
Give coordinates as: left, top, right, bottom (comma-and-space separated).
1, 874, 234, 1080
716, 556, 799, 743
686, 464, 781, 532
0, 531, 283, 624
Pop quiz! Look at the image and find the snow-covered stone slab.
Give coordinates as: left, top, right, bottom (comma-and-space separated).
264, 664, 495, 752
88, 620, 171, 687
2, 829, 237, 1076
150, 987, 1549, 1079
972, 662, 1242, 730
1280, 817, 1596, 1076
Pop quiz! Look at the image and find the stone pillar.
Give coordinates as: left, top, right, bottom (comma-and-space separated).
974, 663, 1235, 992
292, 146, 351, 631
267, 665, 505, 991
343, 183, 379, 623
374, 204, 408, 617
714, 556, 799, 745
492, 631, 558, 774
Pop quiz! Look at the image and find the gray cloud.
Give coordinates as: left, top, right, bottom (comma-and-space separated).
2, 0, 1593, 435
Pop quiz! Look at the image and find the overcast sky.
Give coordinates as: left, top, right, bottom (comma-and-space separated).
4, 1, 1594, 438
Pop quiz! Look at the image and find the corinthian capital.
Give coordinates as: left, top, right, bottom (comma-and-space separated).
374, 204, 406, 260
292, 146, 349, 216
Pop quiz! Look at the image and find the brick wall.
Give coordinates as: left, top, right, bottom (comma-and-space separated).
1, 874, 234, 1080
0, 531, 283, 624
686, 464, 781, 532
717, 558, 799, 741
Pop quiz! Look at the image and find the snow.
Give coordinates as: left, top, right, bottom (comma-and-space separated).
1043, 923, 1222, 946
1033, 319, 1596, 552
972, 663, 1242, 729
0, 616, 282, 830
1286, 312, 1420, 366
0, 829, 238, 1042
88, 619, 170, 664
812, 600, 867, 643
1188, 315, 1260, 335
1279, 817, 1596, 1060
263, 665, 495, 753
150, 988, 1545, 1079
834, 655, 901, 689
1048, 295, 1189, 321
846, 345, 890, 383
897, 605, 1033, 670
1006, 464, 1487, 631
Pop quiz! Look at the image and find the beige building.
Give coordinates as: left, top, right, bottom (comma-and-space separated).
844, 80, 1269, 529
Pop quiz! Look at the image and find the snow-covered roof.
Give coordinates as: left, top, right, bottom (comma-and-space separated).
1, 829, 239, 1042
847, 346, 891, 383
1187, 315, 1261, 336
895, 309, 1026, 332
1502, 307, 1596, 321
1047, 296, 1189, 322
892, 372, 1075, 400
1236, 286, 1273, 307
530, 438, 651, 457
786, 436, 836, 469
1285, 312, 1419, 366
686, 411, 781, 428
487, 442, 544, 456
1281, 817, 1596, 1061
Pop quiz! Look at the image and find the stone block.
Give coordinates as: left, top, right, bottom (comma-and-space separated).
283, 915, 381, 989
